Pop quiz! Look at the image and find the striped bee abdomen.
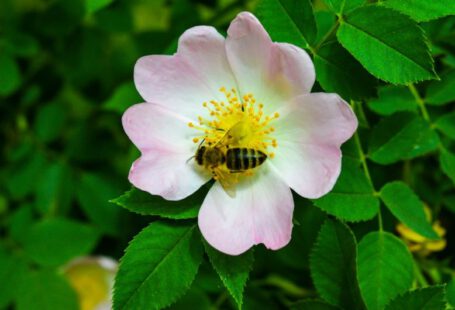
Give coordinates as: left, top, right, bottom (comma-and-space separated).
226, 148, 267, 171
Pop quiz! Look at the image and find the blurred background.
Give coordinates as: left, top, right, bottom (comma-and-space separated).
1, 0, 455, 309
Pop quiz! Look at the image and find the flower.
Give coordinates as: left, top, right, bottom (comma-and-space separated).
62, 256, 117, 310
397, 206, 446, 256
122, 12, 357, 255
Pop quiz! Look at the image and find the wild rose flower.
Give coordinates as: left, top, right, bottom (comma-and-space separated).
122, 12, 357, 255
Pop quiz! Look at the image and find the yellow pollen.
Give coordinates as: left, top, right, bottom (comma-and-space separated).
189, 86, 280, 186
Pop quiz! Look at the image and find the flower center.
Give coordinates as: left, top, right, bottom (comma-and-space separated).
188, 87, 279, 184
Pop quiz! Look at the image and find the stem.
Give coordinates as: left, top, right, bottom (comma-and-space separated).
408, 84, 431, 123
256, 274, 314, 298
312, 20, 340, 53
414, 261, 429, 288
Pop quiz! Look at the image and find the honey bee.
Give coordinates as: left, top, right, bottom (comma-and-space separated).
193, 122, 268, 196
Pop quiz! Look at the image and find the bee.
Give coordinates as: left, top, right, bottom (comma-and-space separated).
193, 122, 268, 197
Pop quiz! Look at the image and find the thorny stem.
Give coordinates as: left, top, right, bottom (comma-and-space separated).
351, 101, 382, 231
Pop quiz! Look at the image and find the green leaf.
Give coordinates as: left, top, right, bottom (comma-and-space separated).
103, 82, 141, 113
337, 5, 436, 84
323, 0, 365, 15
314, 41, 377, 100
380, 181, 439, 239
34, 102, 68, 143
385, 286, 446, 310
314, 157, 380, 221
77, 173, 125, 236
357, 232, 414, 310
367, 86, 417, 116
23, 218, 100, 267
35, 163, 73, 216
0, 250, 28, 308
0, 53, 21, 96
310, 219, 366, 309
169, 288, 211, 310
425, 70, 455, 106
8, 204, 34, 244
383, 0, 455, 22
434, 111, 455, 140
16, 270, 78, 310
291, 300, 341, 310
368, 112, 440, 165
440, 149, 455, 185
113, 222, 203, 310
112, 186, 209, 219
256, 0, 316, 48
85, 0, 113, 14
204, 242, 254, 309
447, 279, 455, 308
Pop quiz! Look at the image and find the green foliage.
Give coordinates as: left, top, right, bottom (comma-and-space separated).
310, 219, 365, 309
357, 232, 414, 310
314, 41, 377, 100
0, 249, 27, 308
16, 270, 79, 310
0, 53, 21, 96
380, 181, 439, 239
34, 102, 68, 143
385, 286, 446, 310
113, 222, 203, 310
323, 0, 365, 15
256, 0, 316, 48
440, 149, 455, 185
425, 70, 455, 105
367, 86, 417, 115
112, 186, 209, 219
383, 0, 455, 22
23, 218, 100, 267
368, 112, 440, 165
290, 300, 340, 310
103, 82, 142, 114
204, 242, 254, 308
337, 5, 436, 84
314, 157, 380, 221
447, 279, 455, 308
434, 111, 455, 139
85, 0, 113, 14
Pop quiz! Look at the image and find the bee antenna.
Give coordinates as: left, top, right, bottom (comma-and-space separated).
186, 155, 195, 164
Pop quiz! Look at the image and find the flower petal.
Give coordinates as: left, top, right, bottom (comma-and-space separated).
198, 168, 294, 255
122, 103, 209, 200
270, 93, 357, 199
134, 26, 236, 119
225, 12, 315, 113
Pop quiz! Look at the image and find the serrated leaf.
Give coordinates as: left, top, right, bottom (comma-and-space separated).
310, 219, 366, 309
291, 300, 340, 310
204, 242, 254, 309
113, 222, 203, 310
314, 41, 377, 100
357, 232, 414, 310
425, 70, 455, 106
323, 0, 365, 15
314, 157, 380, 222
385, 286, 446, 310
16, 270, 78, 310
434, 111, 455, 140
256, 0, 316, 48
112, 186, 208, 219
368, 112, 440, 165
380, 181, 439, 239
23, 218, 100, 267
440, 149, 455, 185
383, 0, 455, 22
337, 5, 436, 84
367, 85, 417, 116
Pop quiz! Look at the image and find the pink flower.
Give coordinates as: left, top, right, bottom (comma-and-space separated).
122, 12, 358, 255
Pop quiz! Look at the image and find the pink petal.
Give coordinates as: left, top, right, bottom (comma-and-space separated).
122, 103, 210, 200
129, 152, 209, 201
198, 168, 294, 255
270, 93, 358, 199
225, 12, 315, 113
134, 26, 236, 119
